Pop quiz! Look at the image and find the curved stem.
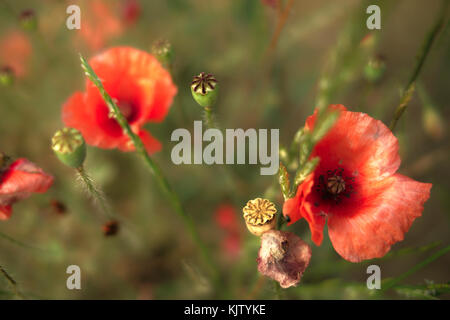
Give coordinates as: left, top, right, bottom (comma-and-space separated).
79, 55, 219, 285
390, 1, 448, 131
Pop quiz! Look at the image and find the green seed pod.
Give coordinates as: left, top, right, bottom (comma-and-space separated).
51, 128, 86, 168
191, 72, 218, 108
19, 9, 38, 31
364, 55, 386, 83
0, 67, 14, 86
151, 39, 174, 69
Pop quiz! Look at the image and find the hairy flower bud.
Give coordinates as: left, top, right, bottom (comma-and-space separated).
0, 66, 14, 86
364, 55, 386, 83
151, 39, 174, 68
19, 9, 38, 31
51, 128, 86, 168
257, 230, 311, 288
191, 72, 218, 108
243, 198, 277, 236
422, 104, 444, 140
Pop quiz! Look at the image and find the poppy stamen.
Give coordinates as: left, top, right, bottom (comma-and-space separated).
315, 167, 354, 204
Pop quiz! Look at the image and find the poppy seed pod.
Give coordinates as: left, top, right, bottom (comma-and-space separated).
191, 72, 218, 108
243, 198, 277, 236
51, 128, 86, 168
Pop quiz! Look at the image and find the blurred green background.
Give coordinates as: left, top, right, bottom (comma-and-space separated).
0, 0, 448, 299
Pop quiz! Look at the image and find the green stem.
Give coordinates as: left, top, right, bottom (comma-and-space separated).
0, 265, 24, 299
79, 55, 218, 284
389, 1, 448, 131
0, 230, 47, 252
203, 106, 215, 129
382, 245, 450, 291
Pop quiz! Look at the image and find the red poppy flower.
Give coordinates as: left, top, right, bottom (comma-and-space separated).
215, 204, 242, 259
0, 30, 32, 78
62, 47, 177, 154
122, 0, 141, 27
0, 159, 54, 220
283, 105, 432, 262
76, 0, 123, 51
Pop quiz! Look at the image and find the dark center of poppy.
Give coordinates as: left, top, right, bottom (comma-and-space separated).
327, 175, 345, 194
315, 167, 355, 205
117, 101, 138, 123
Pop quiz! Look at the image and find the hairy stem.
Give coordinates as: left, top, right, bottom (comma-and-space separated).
76, 166, 112, 220
389, 1, 448, 131
79, 55, 219, 284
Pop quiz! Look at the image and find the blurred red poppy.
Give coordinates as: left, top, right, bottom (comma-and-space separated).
62, 46, 177, 154
215, 204, 242, 259
122, 0, 141, 27
0, 30, 32, 78
77, 0, 124, 52
283, 105, 432, 262
0, 159, 54, 220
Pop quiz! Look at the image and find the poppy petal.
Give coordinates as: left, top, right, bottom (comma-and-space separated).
314, 111, 400, 182
116, 130, 162, 155
328, 174, 432, 262
0, 159, 53, 220
0, 205, 12, 220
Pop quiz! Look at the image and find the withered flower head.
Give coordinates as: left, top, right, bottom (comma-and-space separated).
257, 230, 311, 288
243, 198, 277, 236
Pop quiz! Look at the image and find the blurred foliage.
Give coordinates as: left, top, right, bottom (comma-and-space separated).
0, 0, 449, 299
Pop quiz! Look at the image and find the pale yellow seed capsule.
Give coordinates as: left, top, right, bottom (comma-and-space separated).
242, 198, 277, 236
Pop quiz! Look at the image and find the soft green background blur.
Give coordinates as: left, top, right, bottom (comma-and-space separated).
0, 0, 448, 299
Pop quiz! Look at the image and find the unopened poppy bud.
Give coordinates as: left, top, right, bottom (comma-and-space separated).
19, 9, 38, 31
191, 72, 218, 108
151, 39, 173, 68
364, 55, 386, 83
51, 128, 86, 168
423, 104, 444, 140
243, 198, 277, 236
102, 220, 119, 236
0, 66, 14, 86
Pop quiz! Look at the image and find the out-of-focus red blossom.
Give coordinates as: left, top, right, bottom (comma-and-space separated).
283, 105, 432, 262
77, 0, 123, 51
62, 47, 177, 154
0, 30, 32, 78
122, 0, 141, 26
261, 0, 278, 8
257, 230, 311, 288
215, 204, 242, 259
0, 159, 54, 220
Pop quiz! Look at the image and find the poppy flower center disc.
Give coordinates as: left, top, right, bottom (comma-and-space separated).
314, 167, 355, 206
